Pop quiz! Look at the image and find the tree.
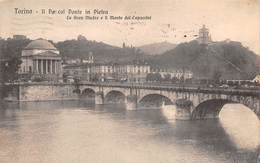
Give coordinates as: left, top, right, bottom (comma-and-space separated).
0, 57, 22, 82
0, 38, 30, 83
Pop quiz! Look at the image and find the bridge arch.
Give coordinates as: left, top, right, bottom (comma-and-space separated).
191, 99, 231, 119
72, 88, 81, 94
191, 96, 259, 119
81, 88, 95, 98
139, 94, 173, 107
105, 90, 126, 104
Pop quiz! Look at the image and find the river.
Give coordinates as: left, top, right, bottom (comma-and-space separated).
0, 100, 259, 163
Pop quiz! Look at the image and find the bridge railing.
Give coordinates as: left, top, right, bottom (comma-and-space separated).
79, 81, 260, 95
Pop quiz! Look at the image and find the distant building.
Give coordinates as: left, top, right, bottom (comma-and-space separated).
224, 39, 231, 43
96, 61, 150, 82
63, 52, 95, 81
63, 64, 94, 81
197, 25, 212, 45
64, 52, 94, 64
18, 39, 62, 81
94, 63, 114, 81
151, 67, 193, 80
125, 62, 150, 82
82, 52, 94, 64
13, 35, 27, 40
65, 58, 81, 64
63, 58, 150, 82
77, 35, 87, 41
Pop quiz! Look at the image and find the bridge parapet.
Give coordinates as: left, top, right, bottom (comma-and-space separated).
4, 82, 260, 119
7, 82, 260, 97
77, 82, 260, 97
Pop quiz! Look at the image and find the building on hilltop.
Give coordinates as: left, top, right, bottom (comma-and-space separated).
197, 25, 212, 45
18, 38, 62, 81
13, 35, 27, 40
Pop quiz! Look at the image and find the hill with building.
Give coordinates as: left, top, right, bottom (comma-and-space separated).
149, 40, 260, 80
138, 41, 177, 55
1, 30, 260, 82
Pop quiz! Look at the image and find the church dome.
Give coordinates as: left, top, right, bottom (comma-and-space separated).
24, 39, 57, 50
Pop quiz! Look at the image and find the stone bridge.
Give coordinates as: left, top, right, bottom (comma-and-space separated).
76, 82, 260, 120
4, 82, 260, 120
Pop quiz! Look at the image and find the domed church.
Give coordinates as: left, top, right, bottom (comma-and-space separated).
19, 39, 62, 81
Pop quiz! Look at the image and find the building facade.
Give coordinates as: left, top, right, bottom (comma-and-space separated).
94, 62, 150, 82
63, 59, 151, 83
125, 63, 150, 82
19, 39, 62, 81
64, 52, 94, 65
63, 64, 94, 82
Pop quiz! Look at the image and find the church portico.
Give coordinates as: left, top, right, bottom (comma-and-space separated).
32, 58, 61, 75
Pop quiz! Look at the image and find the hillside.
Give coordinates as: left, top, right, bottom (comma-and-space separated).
138, 41, 176, 55
0, 36, 147, 63
149, 40, 260, 80
55, 39, 146, 63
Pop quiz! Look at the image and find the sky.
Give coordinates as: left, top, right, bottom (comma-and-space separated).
0, 0, 259, 54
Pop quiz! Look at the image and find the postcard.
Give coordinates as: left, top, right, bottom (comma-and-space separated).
0, 0, 259, 163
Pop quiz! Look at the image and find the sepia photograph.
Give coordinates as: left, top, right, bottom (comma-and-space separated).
0, 0, 259, 162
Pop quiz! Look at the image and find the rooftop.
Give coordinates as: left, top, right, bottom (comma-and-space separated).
24, 39, 57, 50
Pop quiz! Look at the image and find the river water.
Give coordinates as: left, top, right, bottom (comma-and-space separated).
0, 100, 259, 163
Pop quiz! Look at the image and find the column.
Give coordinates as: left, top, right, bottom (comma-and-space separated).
56, 60, 58, 74
43, 59, 45, 74
38, 60, 40, 74
54, 60, 56, 74
50, 60, 52, 74
35, 59, 38, 73
56, 61, 59, 74
41, 59, 43, 74
51, 60, 54, 74
32, 60, 35, 73
58, 61, 61, 74
45, 60, 48, 74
